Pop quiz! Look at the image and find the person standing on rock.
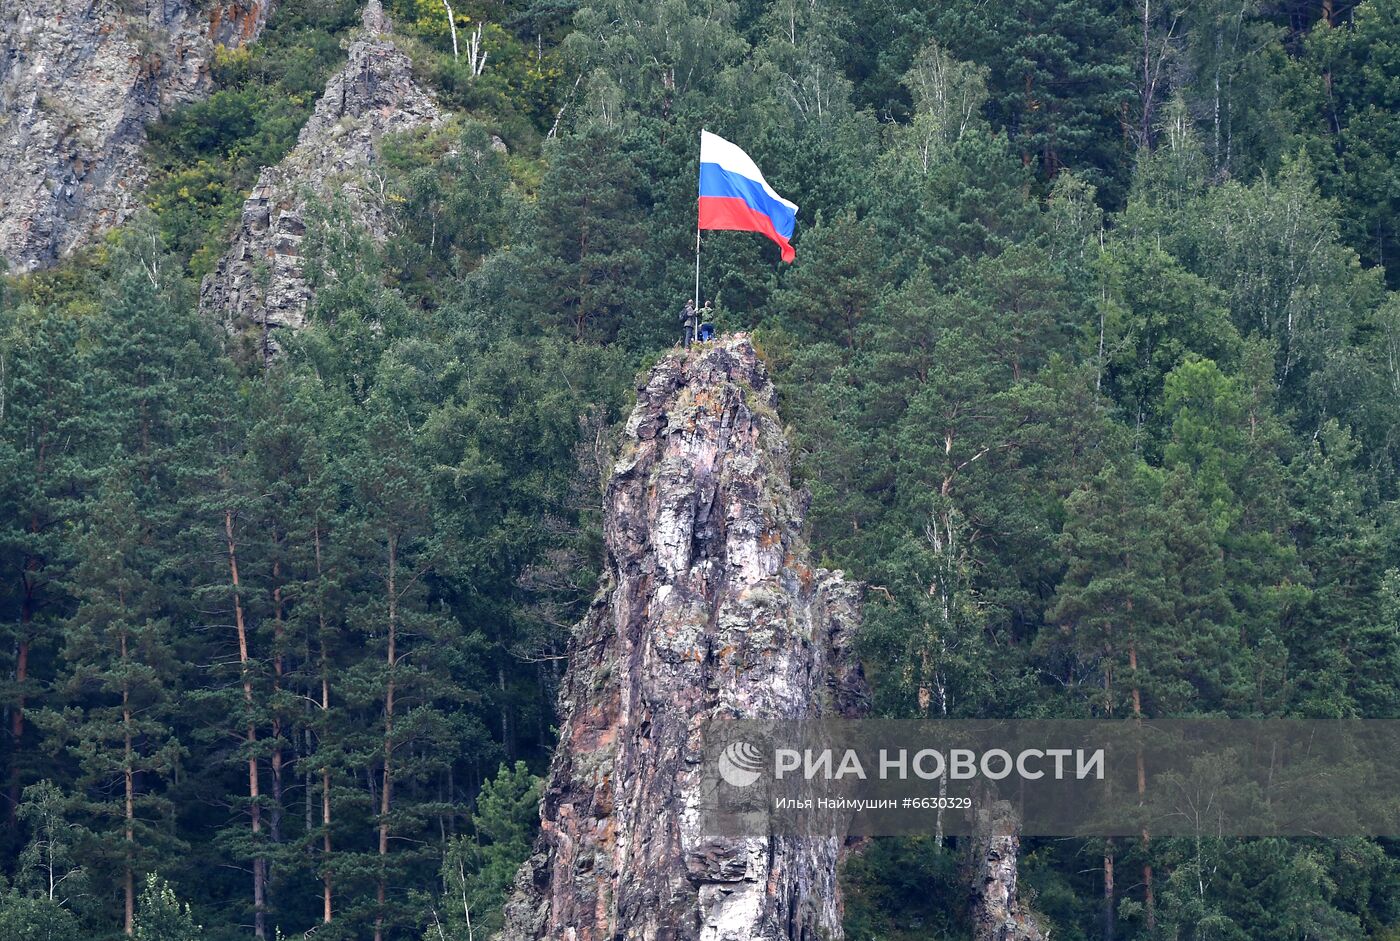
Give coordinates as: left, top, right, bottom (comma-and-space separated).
679, 298, 698, 348
697, 300, 716, 342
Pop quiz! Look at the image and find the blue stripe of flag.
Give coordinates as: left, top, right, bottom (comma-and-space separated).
698, 163, 796, 239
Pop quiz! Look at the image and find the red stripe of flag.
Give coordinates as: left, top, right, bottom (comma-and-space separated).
698, 196, 795, 263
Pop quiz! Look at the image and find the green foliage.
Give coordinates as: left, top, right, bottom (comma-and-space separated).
427, 762, 541, 939
528, 128, 647, 342
132, 874, 201, 941
7, 1, 1400, 939
927, 0, 1132, 199
144, 0, 363, 274
773, 210, 883, 347
383, 119, 525, 295
1304, 2, 1400, 287
15, 782, 87, 907
0, 890, 82, 941
1094, 239, 1240, 442
392, 25, 563, 142
841, 836, 970, 940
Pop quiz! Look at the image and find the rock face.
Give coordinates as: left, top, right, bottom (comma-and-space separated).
0, 0, 271, 272
199, 0, 443, 348
969, 800, 1045, 941
501, 335, 867, 941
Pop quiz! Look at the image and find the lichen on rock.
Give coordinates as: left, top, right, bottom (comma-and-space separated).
198, 0, 443, 354
969, 799, 1046, 941
501, 334, 867, 941
0, 0, 272, 272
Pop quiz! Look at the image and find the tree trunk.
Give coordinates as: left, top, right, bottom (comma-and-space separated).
442, 0, 459, 58
270, 557, 285, 850
1102, 843, 1115, 941
497, 665, 511, 760
375, 532, 398, 941
303, 727, 313, 855
1102, 645, 1115, 941
1128, 642, 1154, 927
322, 760, 333, 924
122, 628, 135, 936
226, 509, 266, 940
10, 538, 39, 830
8, 632, 28, 830
315, 522, 333, 925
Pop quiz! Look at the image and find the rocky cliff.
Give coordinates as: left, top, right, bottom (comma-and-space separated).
199, 0, 443, 351
0, 0, 271, 272
969, 800, 1045, 941
501, 335, 867, 941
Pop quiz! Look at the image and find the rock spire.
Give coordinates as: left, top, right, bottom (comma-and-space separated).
502, 335, 867, 941
199, 0, 443, 350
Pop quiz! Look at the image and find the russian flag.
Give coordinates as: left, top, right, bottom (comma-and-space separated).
698, 131, 798, 263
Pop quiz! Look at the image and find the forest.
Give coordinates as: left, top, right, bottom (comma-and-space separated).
4, 0, 1400, 938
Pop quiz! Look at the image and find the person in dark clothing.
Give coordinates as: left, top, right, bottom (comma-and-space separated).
679, 299, 697, 348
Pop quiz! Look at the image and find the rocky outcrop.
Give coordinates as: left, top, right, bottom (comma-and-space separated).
0, 0, 271, 272
199, 0, 443, 349
501, 335, 867, 941
969, 800, 1045, 941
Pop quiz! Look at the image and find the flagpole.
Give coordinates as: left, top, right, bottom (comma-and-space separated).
695, 128, 703, 310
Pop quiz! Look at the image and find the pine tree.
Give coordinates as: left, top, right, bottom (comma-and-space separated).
1302, 0, 1400, 286
1160, 351, 1304, 658
929, 0, 1132, 197
182, 409, 277, 939
44, 478, 186, 935
1094, 237, 1240, 441
426, 761, 541, 940
242, 368, 349, 931
1049, 463, 1173, 934
1287, 420, 1398, 717
530, 129, 647, 343
0, 305, 91, 840
337, 390, 482, 941
773, 210, 885, 349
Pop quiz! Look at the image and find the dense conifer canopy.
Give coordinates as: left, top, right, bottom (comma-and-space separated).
4, 0, 1400, 938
